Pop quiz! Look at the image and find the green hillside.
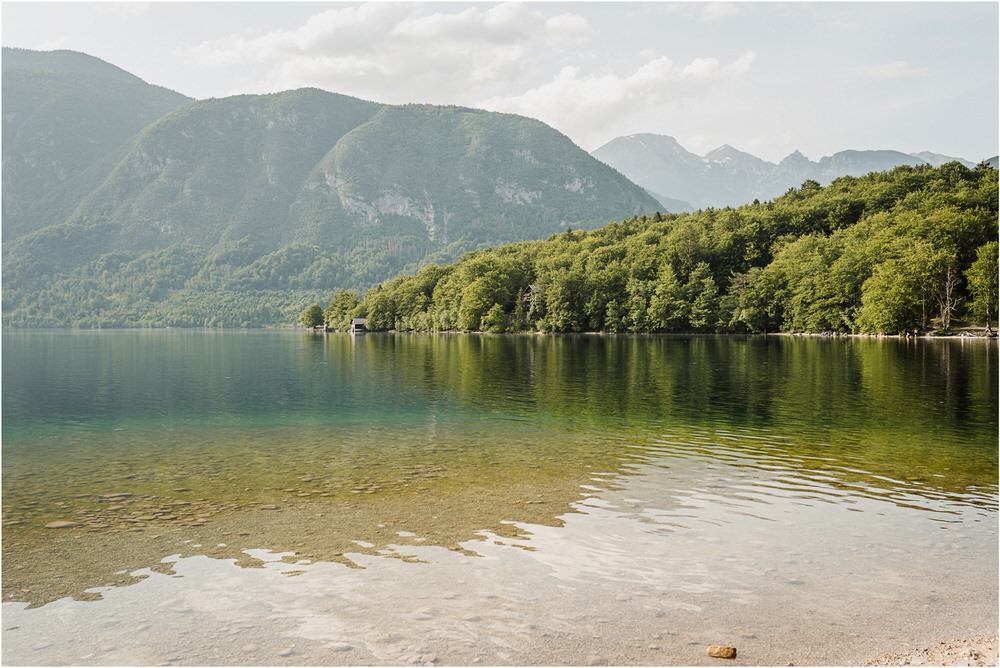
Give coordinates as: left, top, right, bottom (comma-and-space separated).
326, 163, 998, 335
1, 48, 192, 241
2, 50, 661, 328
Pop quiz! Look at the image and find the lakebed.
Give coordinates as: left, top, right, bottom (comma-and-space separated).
3, 451, 996, 666
3, 331, 997, 665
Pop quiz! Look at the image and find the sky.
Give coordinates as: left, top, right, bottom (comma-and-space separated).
2, 1, 998, 163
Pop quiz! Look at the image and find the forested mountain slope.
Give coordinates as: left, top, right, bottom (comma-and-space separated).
2, 50, 660, 328
326, 162, 998, 335
1, 47, 193, 241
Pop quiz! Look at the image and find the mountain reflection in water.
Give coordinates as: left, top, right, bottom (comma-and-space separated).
2, 331, 996, 611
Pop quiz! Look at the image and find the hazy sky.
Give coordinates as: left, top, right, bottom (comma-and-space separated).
3, 1, 997, 163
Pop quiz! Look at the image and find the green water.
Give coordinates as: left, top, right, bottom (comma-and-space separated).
5, 330, 996, 470
2, 331, 997, 601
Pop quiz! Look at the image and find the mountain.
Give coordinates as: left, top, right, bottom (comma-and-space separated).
703, 144, 775, 204
592, 133, 981, 211
1, 48, 193, 240
910, 151, 978, 168
589, 134, 712, 212
755, 150, 816, 206
2, 49, 661, 327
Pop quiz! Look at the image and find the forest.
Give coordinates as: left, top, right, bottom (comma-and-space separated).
306, 162, 999, 335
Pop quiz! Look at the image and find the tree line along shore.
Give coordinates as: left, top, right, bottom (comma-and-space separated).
302, 162, 999, 336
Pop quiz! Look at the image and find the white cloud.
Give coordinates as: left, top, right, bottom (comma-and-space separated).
478, 51, 757, 146
391, 3, 590, 44
293, 3, 410, 54
702, 3, 742, 22
172, 2, 594, 103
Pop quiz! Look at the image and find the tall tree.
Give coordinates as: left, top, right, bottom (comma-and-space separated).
966, 241, 999, 331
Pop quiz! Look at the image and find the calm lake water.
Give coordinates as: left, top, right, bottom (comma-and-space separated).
2, 330, 997, 665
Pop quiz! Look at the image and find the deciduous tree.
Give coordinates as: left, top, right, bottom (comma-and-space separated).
300, 303, 325, 329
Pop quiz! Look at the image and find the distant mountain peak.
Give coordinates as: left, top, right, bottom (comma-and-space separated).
776, 150, 814, 168
910, 151, 976, 168
592, 132, 977, 210
705, 144, 738, 160
625, 132, 679, 142
705, 144, 774, 168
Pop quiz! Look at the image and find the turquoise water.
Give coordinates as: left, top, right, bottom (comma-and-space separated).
2, 331, 997, 665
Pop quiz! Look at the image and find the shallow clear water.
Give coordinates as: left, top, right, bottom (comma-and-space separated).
2, 331, 997, 665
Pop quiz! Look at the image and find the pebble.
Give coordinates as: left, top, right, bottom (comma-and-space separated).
260, 505, 280, 510
707, 645, 738, 659
44, 520, 82, 529
330, 643, 353, 652
277, 647, 295, 657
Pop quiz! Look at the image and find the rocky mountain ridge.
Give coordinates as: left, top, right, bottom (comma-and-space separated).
592, 133, 983, 211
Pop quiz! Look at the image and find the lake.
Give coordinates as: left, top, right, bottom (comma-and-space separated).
2, 330, 997, 665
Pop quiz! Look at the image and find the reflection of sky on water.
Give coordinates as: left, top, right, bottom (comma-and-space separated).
4, 449, 996, 667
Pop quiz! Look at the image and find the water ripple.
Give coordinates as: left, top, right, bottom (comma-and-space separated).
626, 426, 998, 523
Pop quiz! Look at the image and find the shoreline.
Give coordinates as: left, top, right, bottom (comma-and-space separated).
864, 633, 998, 666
